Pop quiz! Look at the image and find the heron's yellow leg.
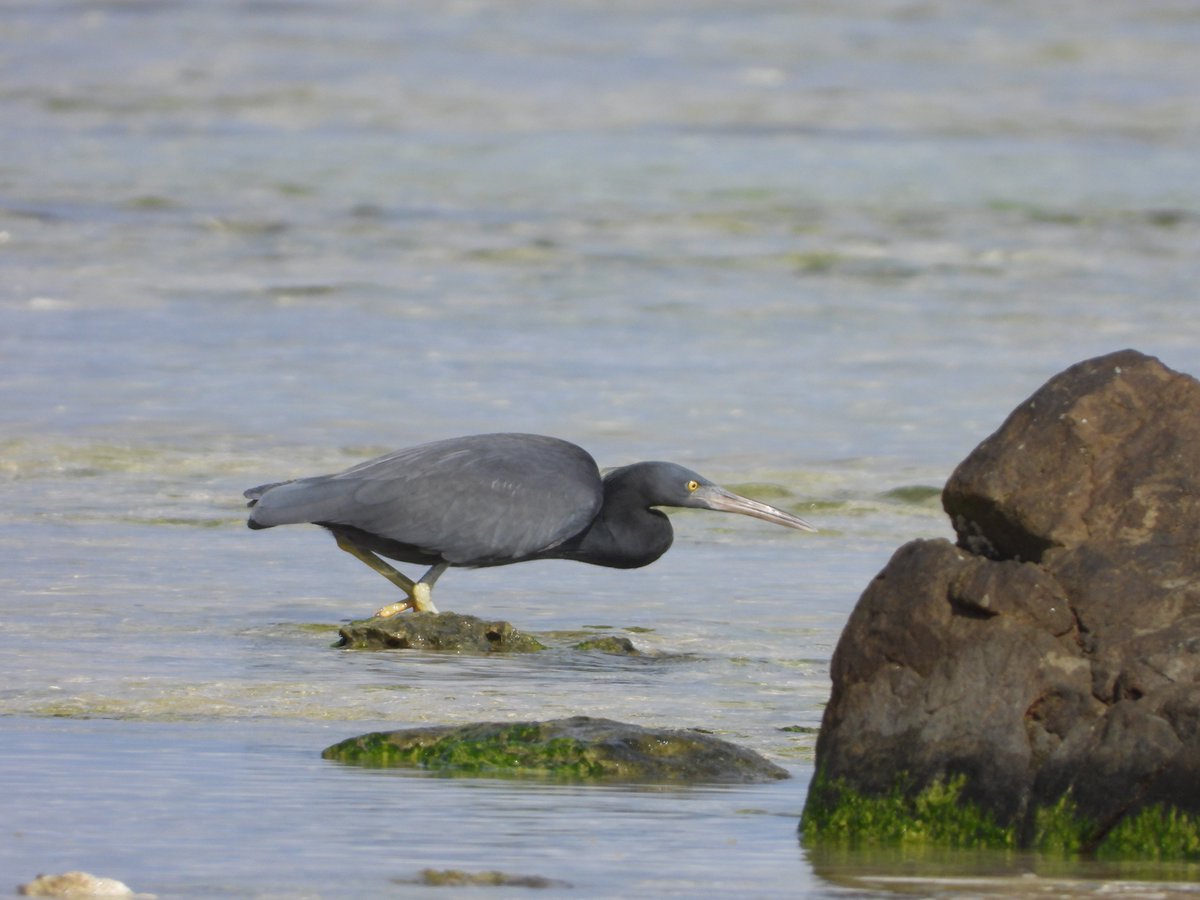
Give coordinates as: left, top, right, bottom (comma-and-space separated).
409, 581, 437, 614
332, 534, 438, 616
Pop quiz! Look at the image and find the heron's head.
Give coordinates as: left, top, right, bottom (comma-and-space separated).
613, 461, 817, 532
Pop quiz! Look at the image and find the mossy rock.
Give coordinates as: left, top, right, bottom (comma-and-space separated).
322, 715, 790, 783
334, 614, 649, 655
572, 635, 640, 655
334, 611, 545, 653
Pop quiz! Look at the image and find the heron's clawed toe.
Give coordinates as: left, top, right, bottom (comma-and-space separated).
373, 582, 438, 618
375, 599, 415, 618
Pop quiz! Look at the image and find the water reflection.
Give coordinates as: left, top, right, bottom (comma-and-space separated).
805, 843, 1200, 896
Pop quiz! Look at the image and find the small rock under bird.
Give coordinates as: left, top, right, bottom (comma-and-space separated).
245, 432, 816, 616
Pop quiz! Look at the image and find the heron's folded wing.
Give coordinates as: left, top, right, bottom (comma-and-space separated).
250, 434, 604, 565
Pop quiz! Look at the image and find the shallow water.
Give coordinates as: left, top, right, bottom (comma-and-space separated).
3, 1, 1199, 896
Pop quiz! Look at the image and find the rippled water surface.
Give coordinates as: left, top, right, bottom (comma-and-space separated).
3, 1, 1199, 896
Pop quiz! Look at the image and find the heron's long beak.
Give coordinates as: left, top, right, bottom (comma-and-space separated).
695, 485, 818, 533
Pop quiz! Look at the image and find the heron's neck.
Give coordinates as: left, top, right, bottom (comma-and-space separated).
556, 468, 674, 569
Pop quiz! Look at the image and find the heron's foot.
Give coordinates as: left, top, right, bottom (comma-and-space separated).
373, 583, 438, 617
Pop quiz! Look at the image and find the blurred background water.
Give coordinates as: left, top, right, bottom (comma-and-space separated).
2, 1, 1198, 896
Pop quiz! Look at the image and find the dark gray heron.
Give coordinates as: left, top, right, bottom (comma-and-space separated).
245, 433, 815, 616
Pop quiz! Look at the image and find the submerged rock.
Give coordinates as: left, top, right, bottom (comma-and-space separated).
572, 635, 641, 654
804, 350, 1200, 856
408, 869, 570, 889
335, 611, 545, 653
323, 715, 789, 783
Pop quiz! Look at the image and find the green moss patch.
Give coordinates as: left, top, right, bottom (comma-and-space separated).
1027, 795, 1200, 859
802, 774, 1014, 849
325, 722, 608, 778
1098, 805, 1200, 860
803, 773, 1200, 861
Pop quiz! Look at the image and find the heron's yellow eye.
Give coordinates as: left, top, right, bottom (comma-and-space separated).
686, 480, 700, 492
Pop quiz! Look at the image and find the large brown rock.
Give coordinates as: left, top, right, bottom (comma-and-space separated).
809, 350, 1200, 845
944, 349, 1200, 563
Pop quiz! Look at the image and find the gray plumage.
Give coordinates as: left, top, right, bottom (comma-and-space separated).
246, 433, 602, 567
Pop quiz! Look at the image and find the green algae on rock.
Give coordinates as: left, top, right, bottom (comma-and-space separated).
1030, 795, 1200, 860
322, 715, 790, 783
334, 611, 545, 653
802, 772, 1200, 862
1098, 804, 1200, 860
801, 774, 1016, 850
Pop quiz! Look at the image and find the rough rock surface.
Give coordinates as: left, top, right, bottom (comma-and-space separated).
335, 611, 545, 652
808, 350, 1200, 846
323, 715, 789, 783
17, 871, 140, 898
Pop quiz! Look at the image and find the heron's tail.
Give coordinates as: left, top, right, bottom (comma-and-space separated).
244, 480, 293, 528
244, 476, 353, 530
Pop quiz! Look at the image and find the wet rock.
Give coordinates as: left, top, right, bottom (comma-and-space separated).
335, 611, 545, 653
323, 715, 789, 783
804, 350, 1200, 854
17, 872, 145, 898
